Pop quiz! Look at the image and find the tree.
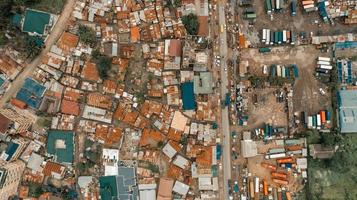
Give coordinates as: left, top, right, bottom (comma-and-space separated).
96, 56, 112, 79
91, 49, 100, 60
182, 13, 199, 35
25, 36, 43, 58
78, 25, 97, 47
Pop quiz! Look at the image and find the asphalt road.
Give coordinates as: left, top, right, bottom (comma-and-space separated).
218, 3, 232, 200
0, 0, 76, 107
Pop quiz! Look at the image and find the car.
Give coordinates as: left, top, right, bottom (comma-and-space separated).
224, 67, 227, 71
319, 88, 326, 95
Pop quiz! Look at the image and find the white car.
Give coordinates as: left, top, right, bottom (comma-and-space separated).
319, 88, 326, 95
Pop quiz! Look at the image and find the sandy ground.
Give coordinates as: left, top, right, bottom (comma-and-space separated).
240, 45, 331, 116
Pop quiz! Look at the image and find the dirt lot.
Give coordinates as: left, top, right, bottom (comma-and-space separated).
240, 45, 331, 116
244, 88, 288, 129
239, 0, 357, 45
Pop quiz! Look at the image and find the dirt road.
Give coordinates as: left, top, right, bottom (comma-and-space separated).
0, 0, 76, 107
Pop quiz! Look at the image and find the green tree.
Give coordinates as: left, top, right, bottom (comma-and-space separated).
25, 36, 43, 58
78, 25, 97, 47
182, 13, 199, 35
91, 48, 100, 60
96, 56, 112, 79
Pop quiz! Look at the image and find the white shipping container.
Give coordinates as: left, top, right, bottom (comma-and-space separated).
283, 30, 287, 43
277, 65, 281, 76
308, 116, 313, 128
318, 57, 331, 62
319, 65, 333, 70
317, 61, 330, 65
267, 153, 286, 159
276, 0, 280, 9
317, 114, 321, 127
282, 66, 286, 78
266, 29, 271, 45
262, 29, 267, 42
254, 177, 260, 193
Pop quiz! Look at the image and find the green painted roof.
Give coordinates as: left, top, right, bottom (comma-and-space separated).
22, 9, 51, 35
46, 130, 74, 163
99, 176, 118, 200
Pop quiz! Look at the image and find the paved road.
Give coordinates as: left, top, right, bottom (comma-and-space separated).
0, 0, 76, 107
218, 3, 232, 200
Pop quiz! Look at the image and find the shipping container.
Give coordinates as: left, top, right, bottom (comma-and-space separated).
254, 177, 260, 193
266, 29, 271, 45
245, 13, 257, 19
282, 66, 286, 78
319, 64, 333, 70
276, 0, 281, 10
305, 6, 317, 12
273, 178, 288, 185
262, 29, 267, 42
266, 153, 286, 159
291, 32, 296, 44
317, 114, 321, 127
291, 0, 297, 16
312, 115, 317, 128
271, 172, 287, 179
277, 157, 293, 164
273, 188, 278, 200
270, 65, 277, 76
316, 68, 330, 74
318, 57, 331, 62
261, 162, 277, 171
302, 1, 314, 5
250, 180, 255, 198
287, 31, 291, 42
308, 116, 313, 128
273, 31, 278, 44
277, 65, 282, 76
265, 0, 273, 14
320, 110, 326, 124
263, 179, 269, 196
326, 110, 331, 123
317, 60, 331, 65
270, 31, 274, 45
292, 64, 299, 77
269, 148, 286, 154
287, 150, 302, 155
283, 30, 287, 43
278, 31, 283, 44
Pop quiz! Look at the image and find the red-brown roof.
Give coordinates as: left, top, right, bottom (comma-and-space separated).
42, 162, 64, 177
11, 98, 27, 109
168, 40, 182, 57
61, 100, 80, 116
0, 113, 11, 133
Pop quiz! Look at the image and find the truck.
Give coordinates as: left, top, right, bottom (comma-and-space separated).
319, 65, 333, 70
326, 110, 331, 123
271, 172, 288, 179
281, 66, 286, 78
312, 115, 317, 128
308, 116, 313, 128
320, 110, 326, 124
263, 179, 269, 196
254, 177, 260, 194
277, 65, 282, 76
290, 32, 296, 45
262, 29, 267, 43
317, 60, 330, 65
274, 31, 279, 44
216, 144, 222, 160
265, 0, 273, 14
318, 56, 331, 62
291, 0, 297, 16
270, 65, 277, 76
265, 153, 286, 159
268, 148, 285, 154
259, 47, 271, 53
270, 31, 274, 45
276, 157, 293, 164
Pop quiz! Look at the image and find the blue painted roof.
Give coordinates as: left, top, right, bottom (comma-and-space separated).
15, 78, 46, 109
4, 142, 19, 161
181, 82, 196, 110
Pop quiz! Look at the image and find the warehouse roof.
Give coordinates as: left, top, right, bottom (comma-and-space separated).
338, 90, 357, 133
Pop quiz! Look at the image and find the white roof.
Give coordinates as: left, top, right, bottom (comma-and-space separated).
241, 140, 257, 158
173, 180, 189, 196
296, 158, 307, 169
139, 183, 157, 200
162, 143, 177, 159
173, 155, 189, 169
102, 148, 119, 160
27, 153, 44, 172
104, 165, 118, 176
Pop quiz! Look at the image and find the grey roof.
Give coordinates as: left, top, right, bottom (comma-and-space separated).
338, 90, 357, 133
193, 72, 213, 94
27, 152, 44, 172
116, 166, 138, 200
